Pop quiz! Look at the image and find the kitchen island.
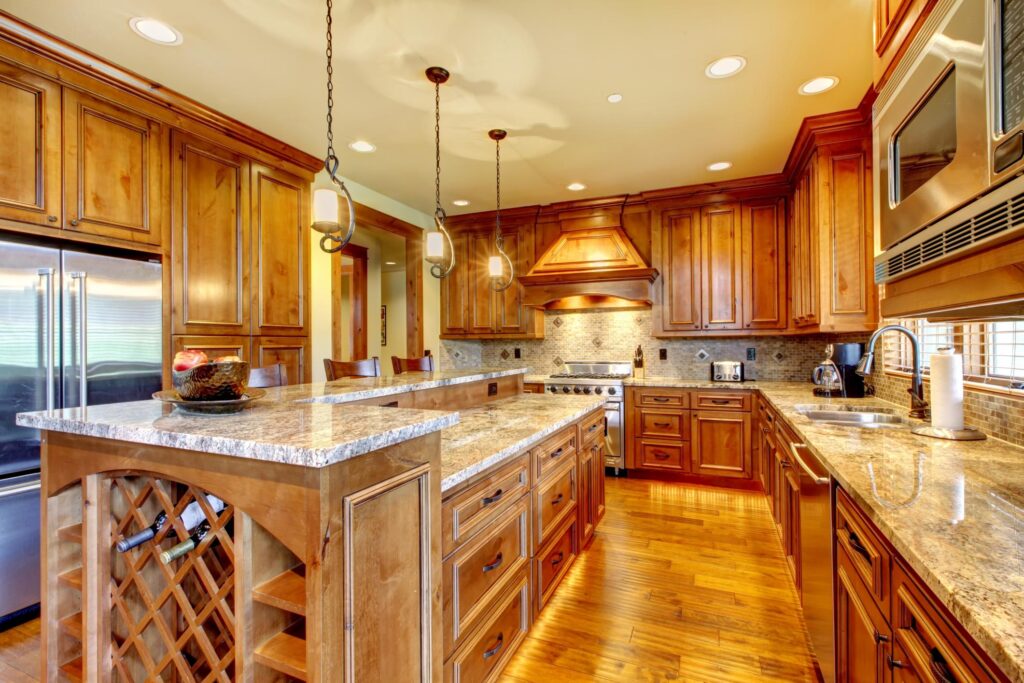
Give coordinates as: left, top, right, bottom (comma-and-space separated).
15, 368, 605, 682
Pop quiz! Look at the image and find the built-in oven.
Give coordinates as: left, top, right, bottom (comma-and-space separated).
603, 398, 624, 471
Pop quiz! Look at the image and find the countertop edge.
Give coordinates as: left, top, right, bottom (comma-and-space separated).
304, 367, 530, 404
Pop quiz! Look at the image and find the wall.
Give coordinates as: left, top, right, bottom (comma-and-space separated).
381, 270, 408, 361
439, 309, 864, 381
308, 173, 435, 381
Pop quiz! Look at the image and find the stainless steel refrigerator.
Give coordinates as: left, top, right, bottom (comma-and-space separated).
0, 239, 162, 625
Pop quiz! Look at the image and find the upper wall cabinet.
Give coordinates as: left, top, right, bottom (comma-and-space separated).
0, 62, 60, 228
873, 0, 937, 88
653, 197, 787, 336
63, 89, 168, 246
441, 231, 471, 336
170, 132, 251, 336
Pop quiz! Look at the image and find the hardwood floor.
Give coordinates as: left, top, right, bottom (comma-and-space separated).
499, 477, 818, 682
0, 478, 816, 682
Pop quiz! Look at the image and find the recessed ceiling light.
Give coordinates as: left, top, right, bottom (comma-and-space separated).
128, 17, 182, 45
705, 56, 746, 79
348, 140, 376, 153
707, 161, 732, 172
452, 199, 470, 207
384, 261, 397, 266
567, 182, 587, 192
798, 76, 839, 95
607, 93, 623, 103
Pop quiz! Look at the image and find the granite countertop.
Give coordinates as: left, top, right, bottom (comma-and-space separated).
268, 367, 529, 404
16, 399, 458, 469
439, 394, 605, 493
525, 373, 770, 390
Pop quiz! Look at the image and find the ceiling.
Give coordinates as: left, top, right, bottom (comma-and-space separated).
0, 0, 873, 215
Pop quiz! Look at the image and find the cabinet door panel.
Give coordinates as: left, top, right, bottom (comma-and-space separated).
468, 231, 496, 334
251, 164, 308, 336
63, 89, 166, 245
253, 336, 309, 384
0, 64, 61, 227
495, 225, 533, 334
742, 199, 786, 329
828, 147, 872, 317
171, 335, 251, 362
660, 208, 702, 331
441, 233, 470, 335
578, 442, 595, 547
836, 546, 890, 683
691, 411, 751, 479
171, 133, 250, 335
702, 204, 742, 329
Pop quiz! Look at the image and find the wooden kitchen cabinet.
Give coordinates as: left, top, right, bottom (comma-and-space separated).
253, 335, 310, 384
690, 411, 751, 479
836, 545, 892, 683
171, 335, 251, 362
741, 198, 787, 329
873, 0, 936, 88
658, 207, 702, 331
441, 232, 471, 336
251, 163, 308, 337
63, 88, 168, 246
0, 62, 61, 229
701, 204, 742, 330
170, 132, 251, 336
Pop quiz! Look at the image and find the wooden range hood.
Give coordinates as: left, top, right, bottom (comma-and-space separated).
518, 196, 658, 308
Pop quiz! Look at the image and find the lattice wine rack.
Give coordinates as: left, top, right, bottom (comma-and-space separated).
47, 474, 309, 682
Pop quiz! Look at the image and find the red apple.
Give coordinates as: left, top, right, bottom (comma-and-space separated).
173, 350, 209, 372
213, 355, 242, 363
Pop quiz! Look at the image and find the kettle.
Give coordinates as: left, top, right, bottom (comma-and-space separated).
811, 344, 844, 396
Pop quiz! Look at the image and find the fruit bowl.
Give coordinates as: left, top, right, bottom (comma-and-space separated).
172, 361, 250, 401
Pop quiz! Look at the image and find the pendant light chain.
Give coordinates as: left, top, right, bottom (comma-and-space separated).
434, 79, 445, 224
495, 136, 503, 250
489, 129, 513, 291
426, 66, 455, 278
316, 0, 356, 253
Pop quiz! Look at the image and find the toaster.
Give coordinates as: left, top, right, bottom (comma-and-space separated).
711, 361, 744, 382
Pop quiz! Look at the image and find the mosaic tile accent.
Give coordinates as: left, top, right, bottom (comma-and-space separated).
553, 316, 563, 327
696, 349, 710, 361
500, 349, 510, 360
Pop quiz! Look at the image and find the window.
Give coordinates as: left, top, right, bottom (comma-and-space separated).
882, 319, 1024, 393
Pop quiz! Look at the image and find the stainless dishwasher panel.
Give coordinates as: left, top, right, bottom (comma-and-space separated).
0, 472, 41, 622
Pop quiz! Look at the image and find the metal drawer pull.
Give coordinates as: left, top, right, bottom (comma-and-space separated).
787, 442, 829, 485
551, 493, 564, 506
653, 451, 670, 460
874, 631, 889, 644
653, 421, 672, 428
482, 633, 504, 660
588, 423, 598, 432
887, 655, 904, 670
481, 489, 504, 506
482, 552, 504, 573
550, 447, 564, 459
381, 400, 399, 407
651, 397, 671, 403
550, 551, 564, 566
847, 531, 873, 563
710, 399, 731, 405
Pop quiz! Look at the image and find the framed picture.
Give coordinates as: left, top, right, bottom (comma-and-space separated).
381, 305, 387, 346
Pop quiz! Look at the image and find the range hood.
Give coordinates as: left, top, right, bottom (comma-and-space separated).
518, 197, 658, 308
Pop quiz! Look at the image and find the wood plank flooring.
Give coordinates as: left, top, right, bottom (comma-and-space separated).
0, 477, 817, 682
499, 477, 818, 682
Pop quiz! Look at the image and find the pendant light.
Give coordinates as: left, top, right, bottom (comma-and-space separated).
488, 129, 513, 291
311, 0, 356, 253
425, 66, 455, 278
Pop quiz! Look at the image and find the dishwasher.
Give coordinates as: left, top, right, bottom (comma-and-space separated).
780, 428, 835, 683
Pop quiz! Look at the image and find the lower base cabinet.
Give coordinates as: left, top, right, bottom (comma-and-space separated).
444, 572, 531, 683
835, 545, 891, 682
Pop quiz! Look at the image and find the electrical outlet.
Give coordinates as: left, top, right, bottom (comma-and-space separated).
746, 347, 756, 361
659, 348, 668, 361
514, 348, 521, 359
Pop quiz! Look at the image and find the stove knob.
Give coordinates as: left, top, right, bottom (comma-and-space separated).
562, 386, 571, 394
573, 387, 582, 394
608, 387, 617, 395
583, 387, 592, 394
548, 385, 557, 393
595, 387, 603, 395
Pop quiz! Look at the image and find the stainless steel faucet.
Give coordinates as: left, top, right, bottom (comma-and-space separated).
855, 325, 930, 419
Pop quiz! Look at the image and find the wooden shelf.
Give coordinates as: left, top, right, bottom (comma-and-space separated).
59, 656, 83, 682
57, 523, 82, 544
254, 630, 307, 681
253, 566, 306, 616
58, 567, 82, 591
58, 612, 83, 641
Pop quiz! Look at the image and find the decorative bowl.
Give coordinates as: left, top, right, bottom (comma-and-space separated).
172, 361, 250, 401
154, 388, 265, 415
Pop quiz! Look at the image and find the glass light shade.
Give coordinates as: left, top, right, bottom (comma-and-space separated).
488, 255, 503, 278
425, 231, 445, 263
312, 188, 339, 233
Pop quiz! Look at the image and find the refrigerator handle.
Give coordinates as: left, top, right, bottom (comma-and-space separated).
38, 268, 55, 411
0, 479, 41, 499
71, 271, 88, 410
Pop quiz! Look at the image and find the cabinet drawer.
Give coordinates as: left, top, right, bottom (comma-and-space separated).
694, 391, 751, 411
443, 497, 530, 657
835, 487, 891, 614
579, 411, 605, 445
442, 455, 530, 557
635, 388, 689, 408
533, 426, 577, 482
534, 459, 577, 548
444, 570, 530, 683
636, 439, 688, 471
535, 515, 578, 613
892, 561, 1003, 683
638, 409, 689, 440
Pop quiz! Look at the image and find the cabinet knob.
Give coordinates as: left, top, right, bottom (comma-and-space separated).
47, 215, 58, 223
69, 218, 80, 227
887, 655, 904, 670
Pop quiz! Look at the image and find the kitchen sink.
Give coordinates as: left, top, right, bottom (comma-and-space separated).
793, 404, 907, 428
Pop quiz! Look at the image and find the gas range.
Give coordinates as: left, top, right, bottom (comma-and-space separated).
542, 361, 632, 399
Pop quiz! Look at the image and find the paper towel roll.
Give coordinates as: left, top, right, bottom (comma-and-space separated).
930, 347, 964, 430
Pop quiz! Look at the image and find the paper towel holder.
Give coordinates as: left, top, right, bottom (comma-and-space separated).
911, 424, 987, 441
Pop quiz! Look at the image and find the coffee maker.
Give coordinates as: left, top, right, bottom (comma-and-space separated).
812, 342, 867, 398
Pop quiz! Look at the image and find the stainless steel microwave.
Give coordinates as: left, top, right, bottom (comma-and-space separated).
874, 0, 1024, 283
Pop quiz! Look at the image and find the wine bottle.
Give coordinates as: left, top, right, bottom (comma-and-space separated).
115, 494, 225, 553
159, 521, 211, 564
